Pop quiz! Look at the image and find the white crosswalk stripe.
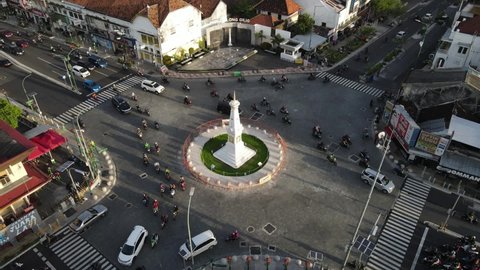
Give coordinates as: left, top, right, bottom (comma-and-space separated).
366, 178, 431, 270
315, 72, 385, 97
53, 75, 143, 125
49, 226, 118, 270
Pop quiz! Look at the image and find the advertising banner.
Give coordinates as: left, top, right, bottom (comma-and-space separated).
415, 131, 449, 156
0, 209, 41, 245
389, 105, 421, 148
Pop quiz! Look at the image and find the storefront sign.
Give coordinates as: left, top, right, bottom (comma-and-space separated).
437, 165, 480, 182
0, 210, 40, 245
228, 18, 250, 23
415, 131, 449, 156
390, 105, 421, 148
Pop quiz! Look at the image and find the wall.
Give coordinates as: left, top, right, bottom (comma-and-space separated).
6, 163, 28, 183
131, 16, 159, 61
201, 0, 228, 31
160, 6, 202, 55
433, 29, 480, 69
295, 0, 338, 29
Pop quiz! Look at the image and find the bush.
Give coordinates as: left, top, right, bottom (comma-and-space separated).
359, 26, 376, 37
188, 47, 195, 56
260, 42, 272, 50
366, 62, 385, 76
163, 55, 172, 66
198, 39, 206, 49
323, 48, 347, 64
384, 48, 401, 62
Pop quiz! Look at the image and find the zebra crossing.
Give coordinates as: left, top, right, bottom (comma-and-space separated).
316, 72, 385, 98
366, 178, 431, 270
49, 226, 117, 270
53, 75, 144, 125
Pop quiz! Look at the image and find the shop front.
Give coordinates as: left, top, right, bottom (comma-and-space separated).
437, 151, 480, 183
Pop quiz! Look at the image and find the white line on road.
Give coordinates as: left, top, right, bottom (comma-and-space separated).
105, 67, 117, 72
46, 261, 56, 270
410, 226, 429, 270
38, 57, 65, 70
94, 70, 109, 76
37, 57, 53, 65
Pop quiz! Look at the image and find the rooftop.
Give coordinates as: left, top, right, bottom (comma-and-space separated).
0, 120, 35, 167
185, 0, 221, 19
256, 0, 302, 16
249, 14, 279, 27
455, 15, 480, 35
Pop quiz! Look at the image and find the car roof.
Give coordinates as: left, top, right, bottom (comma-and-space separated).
142, 80, 154, 84
72, 65, 83, 69
398, 31, 405, 34
85, 79, 93, 83
77, 210, 93, 222
192, 230, 215, 244
126, 225, 146, 244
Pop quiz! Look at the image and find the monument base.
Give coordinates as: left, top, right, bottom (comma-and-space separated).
213, 142, 256, 169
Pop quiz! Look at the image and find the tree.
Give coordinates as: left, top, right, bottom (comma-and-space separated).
255, 30, 266, 45
271, 34, 285, 48
229, 0, 256, 18
0, 99, 22, 128
371, 0, 406, 17
291, 14, 315, 35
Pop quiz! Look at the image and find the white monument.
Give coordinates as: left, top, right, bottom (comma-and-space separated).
213, 93, 256, 168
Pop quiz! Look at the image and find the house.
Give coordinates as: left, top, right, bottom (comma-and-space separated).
432, 4, 480, 70
255, 0, 302, 28
294, 0, 371, 40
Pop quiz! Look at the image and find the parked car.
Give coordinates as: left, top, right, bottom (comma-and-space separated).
69, 204, 108, 233
5, 43, 23, 55
70, 50, 82, 60
436, 13, 449, 24
72, 65, 90, 78
88, 54, 108, 68
360, 168, 395, 194
15, 40, 29, 48
178, 230, 217, 260
0, 30, 13, 38
395, 31, 406, 39
140, 79, 165, 94
111, 96, 131, 114
83, 79, 101, 93
118, 225, 148, 266
76, 61, 95, 71
0, 59, 12, 67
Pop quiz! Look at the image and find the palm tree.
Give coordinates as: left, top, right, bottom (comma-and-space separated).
255, 30, 266, 45
271, 34, 285, 49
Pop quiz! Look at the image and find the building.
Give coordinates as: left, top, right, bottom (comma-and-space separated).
6, 0, 50, 29
253, 0, 302, 29
294, 0, 371, 40
432, 3, 480, 70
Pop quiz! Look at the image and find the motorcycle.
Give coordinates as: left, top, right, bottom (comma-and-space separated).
206, 79, 215, 86
317, 142, 327, 151
170, 185, 176, 198
280, 106, 289, 115
131, 93, 137, 101
210, 90, 219, 97
340, 139, 350, 149
143, 154, 149, 166
280, 76, 289, 83
154, 121, 160, 130
180, 178, 186, 191
142, 120, 148, 130
136, 128, 143, 139
359, 158, 369, 168
323, 76, 330, 83
312, 126, 322, 139
183, 83, 190, 92
266, 108, 276, 116
237, 76, 246, 83
165, 169, 171, 181
251, 104, 260, 112
275, 83, 285, 90
154, 162, 161, 174
160, 183, 166, 197
150, 233, 159, 248
258, 76, 266, 83
359, 151, 370, 162
184, 97, 192, 105
161, 77, 170, 84
327, 153, 337, 166
136, 70, 145, 77
308, 73, 316, 80
225, 230, 240, 242
282, 116, 292, 125
260, 98, 270, 107
142, 194, 149, 207
144, 108, 151, 116
462, 213, 479, 224
154, 143, 160, 154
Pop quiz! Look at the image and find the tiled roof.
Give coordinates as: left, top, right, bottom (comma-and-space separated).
185, 0, 221, 19
456, 15, 480, 35
67, 0, 189, 26
256, 0, 301, 16
249, 14, 279, 27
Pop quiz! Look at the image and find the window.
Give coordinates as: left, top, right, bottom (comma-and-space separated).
321, 22, 326, 27
141, 34, 148, 43
79, 15, 83, 20
0, 175, 10, 186
195, 239, 213, 250
69, 11, 73, 17
189, 20, 194, 27
170, 27, 176, 35
458, 46, 468, 54
104, 22, 109, 29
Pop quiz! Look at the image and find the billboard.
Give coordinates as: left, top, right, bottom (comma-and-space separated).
389, 105, 421, 148
415, 131, 449, 156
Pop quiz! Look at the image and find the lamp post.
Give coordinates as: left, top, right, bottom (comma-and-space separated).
63, 48, 79, 92
187, 187, 195, 266
66, 168, 81, 199
22, 73, 32, 102
341, 131, 392, 269
74, 114, 96, 195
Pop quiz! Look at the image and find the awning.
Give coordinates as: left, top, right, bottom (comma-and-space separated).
437, 151, 480, 182
449, 115, 480, 149
292, 34, 327, 51
28, 130, 67, 160
0, 163, 50, 210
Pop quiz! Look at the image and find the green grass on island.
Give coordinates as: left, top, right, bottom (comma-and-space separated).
201, 134, 269, 176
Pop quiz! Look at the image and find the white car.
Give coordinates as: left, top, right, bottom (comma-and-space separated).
395, 31, 406, 39
141, 79, 165, 94
72, 65, 90, 78
69, 204, 108, 233
361, 168, 395, 194
118, 225, 148, 266
178, 230, 217, 260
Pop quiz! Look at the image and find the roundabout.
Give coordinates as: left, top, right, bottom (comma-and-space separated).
183, 95, 286, 189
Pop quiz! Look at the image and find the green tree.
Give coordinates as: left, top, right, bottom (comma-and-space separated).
291, 14, 315, 35
0, 99, 22, 128
271, 34, 285, 48
255, 30, 266, 45
371, 0, 406, 17
229, 0, 256, 18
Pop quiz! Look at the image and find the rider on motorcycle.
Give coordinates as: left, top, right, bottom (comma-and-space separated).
184, 96, 191, 105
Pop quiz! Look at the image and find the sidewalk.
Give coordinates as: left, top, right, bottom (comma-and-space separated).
195, 255, 325, 270
0, 96, 117, 268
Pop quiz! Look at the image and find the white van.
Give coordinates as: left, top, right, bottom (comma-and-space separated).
361, 168, 395, 194
178, 230, 217, 260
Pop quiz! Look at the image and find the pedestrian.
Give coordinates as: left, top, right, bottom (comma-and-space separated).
92, 93, 98, 100
172, 205, 179, 221
153, 199, 159, 215
142, 193, 149, 207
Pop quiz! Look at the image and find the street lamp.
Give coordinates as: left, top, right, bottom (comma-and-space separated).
341, 131, 392, 269
61, 48, 79, 92
66, 168, 82, 200
22, 73, 32, 102
187, 187, 195, 266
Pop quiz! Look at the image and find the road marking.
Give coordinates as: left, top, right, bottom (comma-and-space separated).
105, 67, 116, 72
37, 57, 53, 65
410, 227, 429, 270
94, 70, 108, 76
38, 57, 65, 70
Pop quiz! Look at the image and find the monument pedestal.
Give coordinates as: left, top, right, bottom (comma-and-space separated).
214, 142, 255, 169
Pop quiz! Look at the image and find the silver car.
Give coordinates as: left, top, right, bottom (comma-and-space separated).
69, 204, 108, 233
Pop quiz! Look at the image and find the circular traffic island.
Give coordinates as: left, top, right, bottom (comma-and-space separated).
201, 134, 269, 176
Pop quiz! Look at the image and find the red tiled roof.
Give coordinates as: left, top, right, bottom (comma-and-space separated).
249, 14, 279, 27
185, 0, 221, 19
456, 15, 480, 35
256, 0, 301, 16
0, 163, 49, 210
0, 120, 35, 166
67, 0, 189, 26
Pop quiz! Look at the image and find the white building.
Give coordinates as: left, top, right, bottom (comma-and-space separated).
294, 0, 371, 39
254, 0, 302, 28
432, 4, 480, 70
